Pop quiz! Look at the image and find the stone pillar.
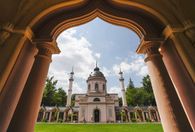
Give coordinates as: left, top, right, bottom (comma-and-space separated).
136, 40, 192, 132
49, 112, 52, 122
134, 112, 137, 122
0, 41, 37, 131
8, 40, 60, 132
0, 26, 33, 93
71, 113, 73, 123
56, 112, 60, 122
163, 26, 195, 83
145, 112, 149, 120
161, 40, 195, 131
148, 110, 152, 122
42, 112, 46, 121
120, 114, 123, 123
142, 112, 146, 122
127, 112, 131, 122
63, 112, 66, 122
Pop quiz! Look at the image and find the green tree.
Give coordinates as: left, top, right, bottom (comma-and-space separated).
125, 75, 156, 106
42, 76, 57, 106
126, 88, 145, 106
71, 94, 76, 106
133, 88, 147, 106
54, 88, 67, 106
127, 78, 135, 89
142, 75, 153, 93
41, 76, 67, 106
142, 75, 156, 106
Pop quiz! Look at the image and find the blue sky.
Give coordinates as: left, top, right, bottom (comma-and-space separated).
48, 18, 148, 96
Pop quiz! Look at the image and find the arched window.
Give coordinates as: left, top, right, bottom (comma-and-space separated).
95, 83, 98, 91
103, 84, 105, 91
88, 84, 91, 90
93, 98, 100, 102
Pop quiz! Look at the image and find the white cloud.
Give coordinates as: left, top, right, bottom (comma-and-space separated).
101, 67, 112, 77
48, 28, 145, 95
108, 86, 122, 97
71, 82, 86, 94
48, 28, 98, 93
112, 55, 148, 77
95, 53, 101, 59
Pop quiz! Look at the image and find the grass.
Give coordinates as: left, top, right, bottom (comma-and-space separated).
35, 123, 163, 132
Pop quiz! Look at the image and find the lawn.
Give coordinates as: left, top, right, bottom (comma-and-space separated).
35, 123, 163, 132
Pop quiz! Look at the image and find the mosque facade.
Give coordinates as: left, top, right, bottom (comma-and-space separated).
37, 66, 160, 123
74, 66, 119, 123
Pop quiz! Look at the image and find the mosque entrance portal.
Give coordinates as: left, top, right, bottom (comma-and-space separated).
94, 109, 100, 122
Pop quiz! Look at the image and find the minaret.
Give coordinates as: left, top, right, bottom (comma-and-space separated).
66, 68, 74, 107
119, 69, 127, 107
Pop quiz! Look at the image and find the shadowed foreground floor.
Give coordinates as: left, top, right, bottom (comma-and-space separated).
35, 123, 163, 132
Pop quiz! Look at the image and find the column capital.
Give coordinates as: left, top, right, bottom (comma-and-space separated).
136, 39, 164, 62
33, 39, 60, 58
136, 39, 163, 54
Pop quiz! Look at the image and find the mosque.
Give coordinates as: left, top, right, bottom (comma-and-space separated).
37, 65, 160, 123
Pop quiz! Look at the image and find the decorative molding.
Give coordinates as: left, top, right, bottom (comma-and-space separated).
136, 38, 163, 54
33, 39, 61, 56
136, 39, 163, 63
0, 22, 35, 47
111, 0, 168, 25
162, 25, 184, 40
13, 26, 34, 41
163, 23, 195, 48
52, 8, 145, 40
0, 22, 14, 47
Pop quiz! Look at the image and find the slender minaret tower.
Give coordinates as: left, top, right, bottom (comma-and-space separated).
66, 68, 74, 107
119, 69, 127, 107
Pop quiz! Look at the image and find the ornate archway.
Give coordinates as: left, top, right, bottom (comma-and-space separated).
0, 0, 195, 132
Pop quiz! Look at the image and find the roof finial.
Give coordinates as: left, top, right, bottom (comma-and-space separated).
72, 66, 74, 72
119, 66, 123, 74
94, 61, 100, 71
96, 60, 97, 68
70, 66, 74, 74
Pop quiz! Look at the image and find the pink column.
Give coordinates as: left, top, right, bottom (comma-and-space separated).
148, 111, 152, 121
56, 112, 60, 122
63, 112, 66, 122
134, 112, 137, 121
49, 112, 52, 122
161, 40, 195, 131
8, 41, 60, 132
136, 40, 192, 132
0, 41, 37, 131
127, 111, 131, 122
142, 112, 145, 122
42, 112, 46, 121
